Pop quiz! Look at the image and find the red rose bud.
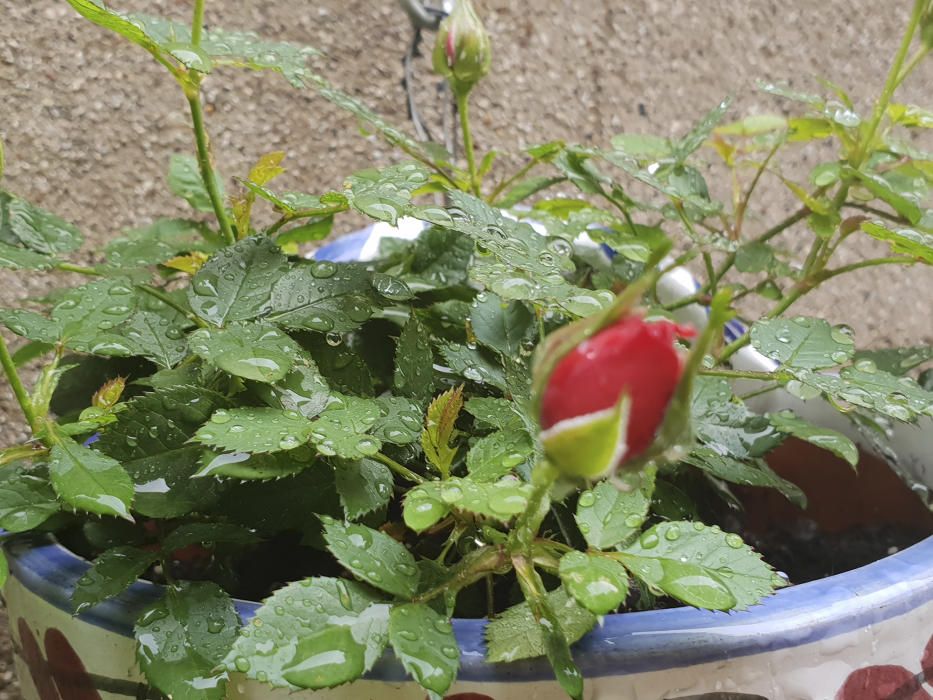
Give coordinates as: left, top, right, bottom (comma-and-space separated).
539, 316, 693, 478
432, 0, 492, 96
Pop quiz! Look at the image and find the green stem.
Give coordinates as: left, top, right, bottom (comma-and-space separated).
488, 158, 538, 204
509, 462, 558, 554
820, 256, 917, 279
853, 0, 926, 167
413, 545, 509, 604
136, 284, 208, 329
191, 0, 205, 46
698, 368, 779, 381
456, 92, 480, 196
374, 452, 426, 484
186, 93, 235, 246
56, 262, 102, 276
266, 204, 349, 237
895, 45, 930, 87
0, 333, 39, 435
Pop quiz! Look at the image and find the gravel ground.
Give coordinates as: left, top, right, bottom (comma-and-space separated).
1, 1, 932, 697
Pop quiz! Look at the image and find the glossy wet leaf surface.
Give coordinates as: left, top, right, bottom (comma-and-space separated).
49, 437, 134, 520
322, 517, 419, 598
466, 429, 534, 482
188, 322, 304, 383
0, 190, 82, 255
684, 447, 807, 507
403, 476, 533, 532
308, 395, 382, 459
750, 316, 855, 369
0, 469, 59, 532
72, 545, 158, 614
335, 458, 394, 520
135, 581, 239, 700
388, 603, 459, 695
575, 471, 655, 550
194, 407, 315, 453
861, 221, 933, 264
691, 377, 783, 459
485, 587, 596, 663
767, 411, 858, 466
558, 551, 630, 615
195, 447, 317, 481
393, 316, 435, 401
618, 521, 782, 611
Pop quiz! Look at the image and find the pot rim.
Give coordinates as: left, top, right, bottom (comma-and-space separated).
5, 530, 933, 683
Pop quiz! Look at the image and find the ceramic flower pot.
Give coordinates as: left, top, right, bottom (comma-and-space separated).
6, 223, 932, 700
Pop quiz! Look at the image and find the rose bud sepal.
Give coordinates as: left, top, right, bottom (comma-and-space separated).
540, 394, 632, 480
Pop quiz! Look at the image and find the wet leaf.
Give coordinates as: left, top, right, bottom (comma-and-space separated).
0, 190, 82, 255
0, 470, 59, 532
466, 429, 534, 482
393, 316, 435, 402
851, 345, 933, 375
388, 604, 459, 695
618, 521, 781, 610
104, 219, 214, 269
343, 162, 429, 226
403, 476, 533, 531
558, 552, 629, 615
335, 458, 394, 520
421, 386, 463, 476
72, 546, 158, 614
49, 437, 134, 520
768, 411, 858, 466
750, 316, 855, 369
496, 175, 565, 207
0, 241, 60, 270
168, 154, 224, 213
470, 292, 534, 357
860, 222, 933, 264
684, 447, 806, 507
321, 517, 419, 598
464, 397, 526, 432
224, 577, 385, 689
188, 322, 304, 383
438, 341, 508, 391
135, 581, 239, 700
188, 236, 289, 327
161, 522, 260, 552
194, 447, 317, 481
309, 395, 382, 459
372, 396, 424, 445
484, 587, 596, 663
254, 362, 331, 419
849, 170, 923, 224
194, 407, 315, 453
691, 377, 783, 459
268, 262, 379, 333
575, 470, 655, 550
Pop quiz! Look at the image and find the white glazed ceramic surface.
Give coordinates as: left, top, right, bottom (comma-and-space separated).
6, 224, 932, 700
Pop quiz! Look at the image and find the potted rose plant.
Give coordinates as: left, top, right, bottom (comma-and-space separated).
2, 1, 932, 699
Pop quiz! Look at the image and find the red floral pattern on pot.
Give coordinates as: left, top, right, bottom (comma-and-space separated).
836, 633, 933, 700
15, 620, 102, 700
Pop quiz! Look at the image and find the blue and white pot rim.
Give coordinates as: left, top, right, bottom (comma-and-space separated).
6, 532, 933, 682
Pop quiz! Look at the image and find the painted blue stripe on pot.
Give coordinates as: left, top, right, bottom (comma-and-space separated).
6, 533, 933, 682
313, 228, 373, 262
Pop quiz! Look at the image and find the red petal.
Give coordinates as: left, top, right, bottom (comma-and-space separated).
540, 317, 685, 459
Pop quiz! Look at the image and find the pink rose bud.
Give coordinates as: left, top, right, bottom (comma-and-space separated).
539, 315, 694, 478
432, 0, 492, 96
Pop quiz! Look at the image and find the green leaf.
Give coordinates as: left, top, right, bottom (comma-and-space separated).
768, 410, 858, 466
421, 386, 463, 477
0, 241, 59, 270
105, 219, 215, 269
466, 429, 534, 482
470, 292, 534, 357
255, 362, 331, 419
188, 236, 289, 327
321, 517, 419, 598
194, 447, 317, 481
438, 341, 508, 391
372, 396, 423, 446
852, 345, 933, 375
72, 546, 158, 614
224, 577, 385, 689
161, 522, 260, 552
118, 310, 189, 368
618, 521, 781, 610
335, 458, 394, 520
787, 365, 933, 422
388, 604, 459, 695
402, 226, 472, 290
861, 222, 933, 264
188, 322, 303, 383
0, 190, 82, 254
485, 587, 597, 663
402, 477, 533, 531
168, 154, 224, 213
849, 170, 923, 224
309, 395, 382, 459
496, 176, 565, 207
195, 407, 315, 453
125, 446, 219, 518
464, 397, 525, 431
0, 551, 8, 590
691, 377, 783, 460
343, 162, 429, 225
887, 103, 933, 128
0, 470, 59, 532
49, 437, 134, 520
676, 98, 732, 159
575, 471, 655, 550
558, 552, 630, 615
683, 447, 806, 507
750, 316, 855, 369
268, 262, 379, 333
393, 316, 435, 401
610, 133, 673, 160
734, 241, 777, 273
135, 581, 239, 700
